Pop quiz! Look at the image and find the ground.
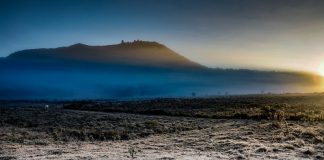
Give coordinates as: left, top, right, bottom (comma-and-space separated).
0, 94, 323, 159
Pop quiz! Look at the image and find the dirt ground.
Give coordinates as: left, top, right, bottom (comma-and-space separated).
1, 114, 323, 160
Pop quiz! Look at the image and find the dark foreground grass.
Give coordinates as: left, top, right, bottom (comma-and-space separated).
0, 93, 323, 145
64, 93, 324, 121
0, 107, 215, 143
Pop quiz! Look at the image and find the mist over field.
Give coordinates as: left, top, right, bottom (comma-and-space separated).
0, 41, 322, 100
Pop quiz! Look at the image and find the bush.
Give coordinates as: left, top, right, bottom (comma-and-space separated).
261, 105, 277, 120
144, 120, 159, 129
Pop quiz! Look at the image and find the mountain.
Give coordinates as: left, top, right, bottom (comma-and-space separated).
0, 40, 322, 99
6, 40, 204, 69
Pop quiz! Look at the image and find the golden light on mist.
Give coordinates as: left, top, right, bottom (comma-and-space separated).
318, 62, 324, 77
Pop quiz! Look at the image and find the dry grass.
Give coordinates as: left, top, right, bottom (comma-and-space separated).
0, 107, 215, 143
1, 119, 322, 159
63, 93, 324, 121
0, 93, 323, 159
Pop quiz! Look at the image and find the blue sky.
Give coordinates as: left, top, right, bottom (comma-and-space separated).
1, 0, 324, 72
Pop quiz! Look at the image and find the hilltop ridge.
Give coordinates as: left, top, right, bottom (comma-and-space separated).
6, 40, 205, 69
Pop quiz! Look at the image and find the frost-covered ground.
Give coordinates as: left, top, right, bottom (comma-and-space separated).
1, 111, 323, 159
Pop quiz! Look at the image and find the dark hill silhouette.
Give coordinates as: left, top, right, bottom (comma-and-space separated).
7, 40, 204, 69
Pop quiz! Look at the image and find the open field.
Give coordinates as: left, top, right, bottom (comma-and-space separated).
0, 94, 323, 159
64, 93, 324, 121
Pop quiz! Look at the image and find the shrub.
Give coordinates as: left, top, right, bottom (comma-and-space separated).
128, 146, 137, 159
144, 120, 159, 129
261, 105, 277, 120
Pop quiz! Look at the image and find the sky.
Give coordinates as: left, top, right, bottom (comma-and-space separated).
1, 0, 324, 73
